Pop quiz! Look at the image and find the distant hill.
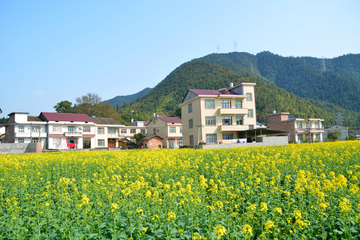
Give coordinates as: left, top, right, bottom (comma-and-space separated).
104, 87, 152, 108
117, 60, 360, 126
195, 52, 360, 112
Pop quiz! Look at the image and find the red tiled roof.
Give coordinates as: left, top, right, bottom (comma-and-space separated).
157, 117, 182, 123
144, 121, 150, 126
40, 112, 94, 122
189, 89, 238, 95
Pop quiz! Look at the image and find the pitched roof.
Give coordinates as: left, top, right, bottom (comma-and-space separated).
28, 116, 43, 122
143, 134, 164, 140
157, 116, 182, 124
188, 89, 238, 96
91, 117, 121, 125
40, 112, 94, 122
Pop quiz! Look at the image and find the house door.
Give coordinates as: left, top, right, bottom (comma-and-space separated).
169, 140, 175, 149
108, 139, 116, 149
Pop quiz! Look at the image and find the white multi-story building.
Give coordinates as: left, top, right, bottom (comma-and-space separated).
4, 112, 47, 148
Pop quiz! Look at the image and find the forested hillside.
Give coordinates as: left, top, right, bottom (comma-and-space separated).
117, 61, 360, 126
104, 87, 152, 108
195, 52, 360, 112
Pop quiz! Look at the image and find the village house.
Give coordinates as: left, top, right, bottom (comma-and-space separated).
268, 112, 324, 143
91, 117, 125, 149
3, 112, 47, 148
144, 116, 183, 149
119, 120, 147, 143
179, 82, 257, 146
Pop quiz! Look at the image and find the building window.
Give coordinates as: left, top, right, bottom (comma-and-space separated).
83, 126, 91, 132
108, 128, 116, 134
53, 126, 62, 132
130, 129, 136, 134
189, 119, 193, 128
221, 100, 231, 108
249, 125, 254, 130
98, 139, 105, 146
18, 126, 24, 132
18, 138, 24, 143
206, 134, 217, 144
121, 128, 127, 134
246, 93, 252, 101
222, 117, 232, 125
98, 127, 104, 134
223, 133, 233, 140
180, 127, 182, 133
315, 122, 319, 128
178, 139, 183, 146
298, 134, 303, 142
141, 129, 146, 134
190, 135, 194, 145
32, 126, 40, 133
170, 127, 176, 133
248, 109, 253, 118
188, 103, 193, 113
205, 99, 215, 109
153, 128, 156, 135
205, 116, 216, 126
316, 133, 320, 140
297, 122, 302, 129
235, 100, 242, 108
236, 116, 244, 125
31, 138, 40, 143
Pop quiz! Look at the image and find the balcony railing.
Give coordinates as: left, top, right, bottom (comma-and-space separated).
64, 132, 82, 137
295, 127, 324, 132
220, 124, 249, 132
15, 132, 47, 138
219, 108, 248, 115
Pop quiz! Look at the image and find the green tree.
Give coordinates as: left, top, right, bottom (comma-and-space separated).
326, 130, 341, 141
54, 100, 76, 113
133, 133, 145, 144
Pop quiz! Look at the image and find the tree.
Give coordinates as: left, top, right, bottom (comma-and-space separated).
74, 93, 121, 121
54, 100, 76, 113
326, 130, 341, 141
133, 133, 145, 144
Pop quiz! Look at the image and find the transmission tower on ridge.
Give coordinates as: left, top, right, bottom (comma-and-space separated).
217, 45, 220, 53
322, 57, 326, 72
336, 112, 344, 125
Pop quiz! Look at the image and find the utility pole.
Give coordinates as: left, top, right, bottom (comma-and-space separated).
336, 112, 344, 126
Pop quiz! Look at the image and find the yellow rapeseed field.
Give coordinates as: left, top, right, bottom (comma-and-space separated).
0, 141, 359, 239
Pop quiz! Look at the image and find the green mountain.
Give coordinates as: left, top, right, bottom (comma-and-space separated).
117, 60, 360, 126
195, 52, 360, 112
104, 87, 152, 108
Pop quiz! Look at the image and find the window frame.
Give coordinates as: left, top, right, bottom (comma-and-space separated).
235, 100, 242, 108
236, 116, 244, 125
130, 129, 136, 134
204, 99, 215, 109
248, 109, 254, 118
189, 119, 193, 129
246, 93, 252, 101
206, 134, 217, 144
169, 127, 176, 133
18, 126, 25, 132
188, 103, 193, 113
222, 116, 232, 125
98, 139, 105, 146
121, 128, 127, 134
221, 100, 231, 108
97, 127, 105, 134
205, 116, 216, 126
222, 133, 233, 140
108, 128, 116, 134
189, 135, 194, 145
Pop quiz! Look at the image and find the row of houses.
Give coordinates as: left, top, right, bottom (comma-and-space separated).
1, 82, 330, 150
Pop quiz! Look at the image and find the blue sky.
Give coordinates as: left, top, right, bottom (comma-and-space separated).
1, 0, 360, 118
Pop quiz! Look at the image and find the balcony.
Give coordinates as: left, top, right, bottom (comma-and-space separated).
220, 124, 249, 132
295, 127, 324, 133
219, 108, 248, 115
64, 132, 83, 137
15, 132, 47, 138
